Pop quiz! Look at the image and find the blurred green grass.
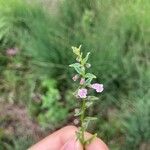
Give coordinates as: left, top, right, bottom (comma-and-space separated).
0, 0, 150, 149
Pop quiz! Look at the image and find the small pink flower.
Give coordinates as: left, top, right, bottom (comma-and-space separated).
78, 88, 87, 98
72, 74, 79, 81
80, 78, 85, 85
91, 83, 104, 93
6, 48, 18, 56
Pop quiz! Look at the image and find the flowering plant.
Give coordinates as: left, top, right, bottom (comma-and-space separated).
69, 45, 104, 147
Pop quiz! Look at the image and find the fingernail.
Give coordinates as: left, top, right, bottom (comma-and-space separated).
61, 138, 83, 150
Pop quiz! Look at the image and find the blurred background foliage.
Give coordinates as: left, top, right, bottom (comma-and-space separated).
0, 0, 149, 149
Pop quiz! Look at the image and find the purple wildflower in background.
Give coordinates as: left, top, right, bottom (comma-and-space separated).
78, 88, 87, 98
6, 48, 18, 56
91, 83, 104, 93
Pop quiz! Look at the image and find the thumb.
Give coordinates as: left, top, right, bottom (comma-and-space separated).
61, 137, 83, 150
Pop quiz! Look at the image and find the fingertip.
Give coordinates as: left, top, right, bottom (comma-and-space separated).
28, 125, 78, 150
62, 125, 78, 132
61, 137, 83, 150
86, 137, 109, 150
84, 132, 109, 150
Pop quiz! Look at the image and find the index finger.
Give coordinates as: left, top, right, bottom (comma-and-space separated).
28, 126, 77, 150
85, 132, 109, 150
28, 125, 109, 150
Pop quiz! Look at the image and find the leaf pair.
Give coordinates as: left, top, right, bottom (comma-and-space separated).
83, 116, 97, 130
69, 63, 85, 75
85, 73, 96, 85
71, 45, 90, 65
74, 108, 82, 117
76, 128, 97, 145
72, 45, 81, 56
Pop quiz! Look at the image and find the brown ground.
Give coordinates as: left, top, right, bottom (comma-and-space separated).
0, 102, 46, 142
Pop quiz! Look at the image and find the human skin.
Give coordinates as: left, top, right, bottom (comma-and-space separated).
28, 126, 109, 150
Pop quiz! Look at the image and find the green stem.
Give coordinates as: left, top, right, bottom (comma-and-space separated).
80, 99, 86, 147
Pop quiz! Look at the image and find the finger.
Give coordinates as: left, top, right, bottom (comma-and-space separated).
85, 132, 109, 150
86, 138, 109, 150
28, 126, 78, 150
60, 137, 83, 150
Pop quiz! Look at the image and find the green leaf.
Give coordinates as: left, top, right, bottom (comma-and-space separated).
69, 63, 81, 68
85, 73, 96, 85
72, 45, 81, 55
85, 78, 93, 85
85, 117, 97, 121
75, 67, 83, 74
87, 96, 99, 101
74, 108, 82, 116
82, 120, 89, 130
85, 133, 97, 145
72, 47, 79, 55
75, 128, 83, 142
85, 73, 96, 79
85, 101, 93, 108
75, 131, 81, 140
82, 52, 90, 64
69, 63, 83, 74
82, 117, 97, 130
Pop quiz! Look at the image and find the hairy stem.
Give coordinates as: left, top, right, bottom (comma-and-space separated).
80, 99, 86, 146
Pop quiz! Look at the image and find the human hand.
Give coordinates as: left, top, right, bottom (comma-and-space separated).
28, 126, 109, 150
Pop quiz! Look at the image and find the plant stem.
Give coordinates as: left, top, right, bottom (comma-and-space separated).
80, 99, 86, 147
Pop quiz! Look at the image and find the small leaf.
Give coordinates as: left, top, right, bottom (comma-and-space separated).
75, 128, 83, 143
75, 131, 81, 141
82, 117, 97, 130
69, 63, 83, 74
69, 63, 81, 68
72, 45, 82, 56
85, 101, 93, 108
72, 46, 80, 55
76, 52, 83, 62
87, 96, 99, 101
76, 56, 80, 62
85, 78, 93, 85
85, 133, 97, 145
85, 117, 97, 121
75, 67, 83, 74
82, 52, 90, 64
74, 108, 82, 116
82, 120, 90, 130
85, 73, 96, 85
79, 45, 82, 49
85, 73, 96, 79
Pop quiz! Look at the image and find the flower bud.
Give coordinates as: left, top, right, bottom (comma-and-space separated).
74, 119, 79, 125
86, 63, 91, 68
80, 78, 85, 85
72, 74, 79, 81
76, 58, 79, 62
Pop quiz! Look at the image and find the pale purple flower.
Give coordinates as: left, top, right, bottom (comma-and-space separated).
6, 48, 18, 56
78, 88, 87, 98
91, 83, 104, 93
80, 78, 85, 85
72, 74, 79, 81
